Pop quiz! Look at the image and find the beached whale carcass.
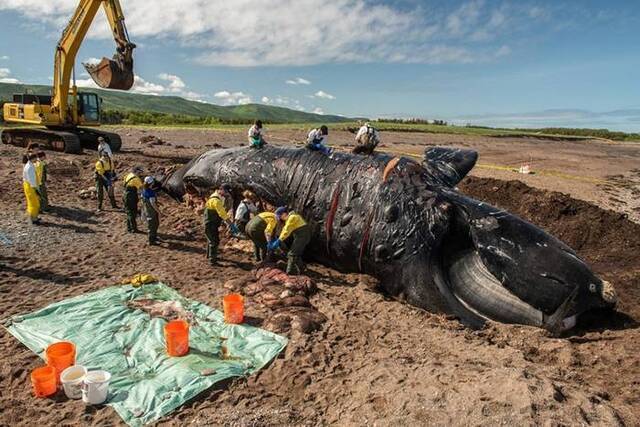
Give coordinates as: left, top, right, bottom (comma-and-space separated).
162, 146, 617, 332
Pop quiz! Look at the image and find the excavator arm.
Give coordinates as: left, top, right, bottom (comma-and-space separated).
52, 0, 135, 124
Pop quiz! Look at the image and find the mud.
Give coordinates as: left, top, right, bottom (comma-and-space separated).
0, 130, 638, 426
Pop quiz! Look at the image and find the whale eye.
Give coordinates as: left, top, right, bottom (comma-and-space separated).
589, 283, 597, 293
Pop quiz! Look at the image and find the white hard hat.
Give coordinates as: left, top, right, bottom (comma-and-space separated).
144, 176, 155, 184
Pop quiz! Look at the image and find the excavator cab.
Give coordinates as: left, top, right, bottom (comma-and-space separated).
77, 92, 101, 124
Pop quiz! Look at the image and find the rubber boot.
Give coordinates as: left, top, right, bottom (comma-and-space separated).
108, 186, 118, 209
286, 255, 302, 276
148, 215, 159, 245
207, 244, 218, 266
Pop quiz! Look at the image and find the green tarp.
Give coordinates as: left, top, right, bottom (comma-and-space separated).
4, 283, 287, 426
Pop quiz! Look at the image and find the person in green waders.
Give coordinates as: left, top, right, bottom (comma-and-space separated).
35, 151, 50, 211
94, 152, 117, 212
122, 166, 144, 233
268, 207, 312, 275
245, 210, 278, 263
142, 176, 161, 245
204, 184, 239, 265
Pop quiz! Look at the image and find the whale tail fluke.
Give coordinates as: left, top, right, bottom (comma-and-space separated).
423, 147, 478, 187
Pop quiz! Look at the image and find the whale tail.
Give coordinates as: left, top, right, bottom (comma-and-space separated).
423, 147, 478, 187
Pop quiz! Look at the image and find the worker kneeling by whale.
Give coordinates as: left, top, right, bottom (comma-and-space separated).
161, 145, 617, 332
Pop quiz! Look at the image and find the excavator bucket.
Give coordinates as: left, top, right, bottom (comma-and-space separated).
84, 54, 134, 90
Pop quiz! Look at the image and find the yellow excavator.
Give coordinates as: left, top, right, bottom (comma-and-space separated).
1, 0, 135, 153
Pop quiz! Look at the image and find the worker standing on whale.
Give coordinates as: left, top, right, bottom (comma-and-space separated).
204, 184, 239, 265
268, 207, 311, 275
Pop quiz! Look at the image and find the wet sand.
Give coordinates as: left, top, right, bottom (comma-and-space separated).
0, 128, 638, 426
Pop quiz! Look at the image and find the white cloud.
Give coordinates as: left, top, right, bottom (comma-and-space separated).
262, 95, 307, 111
75, 78, 99, 89
213, 90, 252, 105
528, 6, 547, 19
495, 45, 511, 58
0, 0, 541, 67
0, 67, 20, 83
0, 55, 9, 60
446, 0, 483, 38
130, 75, 165, 95
83, 57, 101, 65
312, 107, 325, 115
76, 73, 204, 100
158, 73, 186, 91
286, 77, 311, 85
77, 75, 164, 95
313, 90, 336, 100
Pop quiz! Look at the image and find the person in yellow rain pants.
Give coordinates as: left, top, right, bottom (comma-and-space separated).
268, 207, 311, 275
34, 151, 50, 211
95, 153, 118, 212
22, 153, 41, 225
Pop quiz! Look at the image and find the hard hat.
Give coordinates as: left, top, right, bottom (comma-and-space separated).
275, 206, 288, 219
144, 176, 155, 184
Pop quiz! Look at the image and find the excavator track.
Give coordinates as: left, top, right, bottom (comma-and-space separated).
74, 128, 123, 152
1, 127, 122, 154
1, 128, 82, 153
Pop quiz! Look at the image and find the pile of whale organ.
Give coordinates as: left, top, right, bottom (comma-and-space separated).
161, 145, 617, 333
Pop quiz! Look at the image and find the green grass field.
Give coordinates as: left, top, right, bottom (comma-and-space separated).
2, 121, 639, 142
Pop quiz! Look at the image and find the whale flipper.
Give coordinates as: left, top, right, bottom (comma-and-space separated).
423, 147, 478, 187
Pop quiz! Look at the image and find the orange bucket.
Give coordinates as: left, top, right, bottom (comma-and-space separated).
223, 294, 244, 324
164, 320, 190, 357
31, 366, 57, 398
45, 341, 76, 379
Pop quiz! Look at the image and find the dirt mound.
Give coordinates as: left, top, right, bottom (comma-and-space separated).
460, 176, 640, 320
137, 135, 168, 146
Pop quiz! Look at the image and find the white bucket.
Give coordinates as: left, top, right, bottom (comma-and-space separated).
60, 365, 87, 399
82, 370, 111, 405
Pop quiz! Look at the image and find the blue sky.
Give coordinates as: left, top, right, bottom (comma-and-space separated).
0, 0, 639, 130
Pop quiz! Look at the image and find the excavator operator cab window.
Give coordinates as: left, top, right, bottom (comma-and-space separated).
78, 92, 100, 123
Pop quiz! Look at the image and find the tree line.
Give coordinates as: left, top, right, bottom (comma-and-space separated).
101, 110, 256, 125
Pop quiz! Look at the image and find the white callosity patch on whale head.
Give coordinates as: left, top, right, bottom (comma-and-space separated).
601, 280, 617, 304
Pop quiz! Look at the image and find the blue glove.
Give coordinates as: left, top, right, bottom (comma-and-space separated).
229, 223, 240, 235
268, 239, 281, 251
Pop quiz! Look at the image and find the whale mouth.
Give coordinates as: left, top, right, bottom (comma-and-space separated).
432, 216, 579, 333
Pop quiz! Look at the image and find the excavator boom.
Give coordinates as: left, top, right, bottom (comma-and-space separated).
52, 0, 135, 121
83, 0, 135, 90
